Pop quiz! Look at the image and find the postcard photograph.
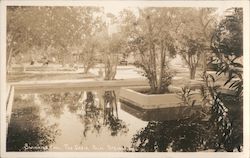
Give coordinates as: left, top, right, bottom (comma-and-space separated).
0, 1, 249, 158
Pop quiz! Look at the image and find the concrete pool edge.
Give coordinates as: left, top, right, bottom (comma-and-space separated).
6, 85, 15, 128
119, 86, 203, 109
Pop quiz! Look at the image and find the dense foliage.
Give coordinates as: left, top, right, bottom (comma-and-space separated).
211, 8, 243, 97
7, 6, 104, 73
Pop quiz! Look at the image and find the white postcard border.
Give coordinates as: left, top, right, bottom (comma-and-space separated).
0, 1, 249, 158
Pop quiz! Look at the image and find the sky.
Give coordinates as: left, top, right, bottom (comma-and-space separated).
104, 5, 126, 16
104, 5, 229, 17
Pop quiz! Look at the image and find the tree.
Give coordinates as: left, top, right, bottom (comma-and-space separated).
101, 15, 120, 80
96, 13, 127, 80
103, 32, 126, 80
177, 36, 205, 79
176, 8, 216, 79
7, 6, 104, 69
121, 8, 178, 94
7, 7, 36, 70
78, 7, 105, 73
211, 8, 243, 58
81, 35, 100, 74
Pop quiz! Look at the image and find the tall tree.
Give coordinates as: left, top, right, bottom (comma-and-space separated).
95, 13, 128, 80
177, 35, 204, 79
121, 8, 178, 94
176, 8, 216, 79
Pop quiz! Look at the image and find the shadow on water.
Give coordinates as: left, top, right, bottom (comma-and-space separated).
7, 96, 61, 151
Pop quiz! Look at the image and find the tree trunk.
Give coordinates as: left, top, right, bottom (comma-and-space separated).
104, 54, 118, 80
202, 51, 207, 72
7, 48, 13, 74
190, 67, 196, 79
157, 41, 166, 94
147, 17, 158, 94
84, 67, 89, 74
112, 91, 118, 118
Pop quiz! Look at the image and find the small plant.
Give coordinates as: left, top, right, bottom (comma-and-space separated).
178, 87, 196, 107
177, 86, 209, 121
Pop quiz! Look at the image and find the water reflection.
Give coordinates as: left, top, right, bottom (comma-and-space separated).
79, 91, 102, 138
127, 119, 207, 152
39, 90, 128, 137
8, 88, 242, 152
77, 91, 128, 138
39, 90, 128, 138
103, 91, 128, 136
37, 90, 129, 138
40, 92, 83, 118
7, 96, 61, 151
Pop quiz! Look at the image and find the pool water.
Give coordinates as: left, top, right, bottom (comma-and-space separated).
7, 89, 147, 152
6, 88, 243, 152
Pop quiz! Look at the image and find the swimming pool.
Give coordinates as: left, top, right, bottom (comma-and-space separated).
7, 89, 148, 152
6, 87, 242, 152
